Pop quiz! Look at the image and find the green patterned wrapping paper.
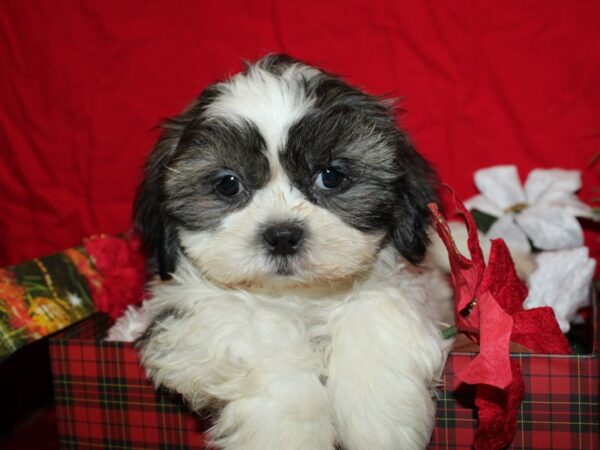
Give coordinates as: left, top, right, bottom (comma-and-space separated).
0, 247, 98, 361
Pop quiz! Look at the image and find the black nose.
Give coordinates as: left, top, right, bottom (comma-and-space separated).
262, 224, 304, 256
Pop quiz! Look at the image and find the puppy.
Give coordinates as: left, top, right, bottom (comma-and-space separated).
109, 54, 453, 450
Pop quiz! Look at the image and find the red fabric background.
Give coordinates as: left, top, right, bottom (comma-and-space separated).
1, 0, 599, 266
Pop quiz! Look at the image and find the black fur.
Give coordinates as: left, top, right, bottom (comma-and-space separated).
134, 121, 186, 280
164, 119, 270, 228
279, 62, 439, 263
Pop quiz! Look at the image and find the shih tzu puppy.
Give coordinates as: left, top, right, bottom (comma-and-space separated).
108, 54, 454, 450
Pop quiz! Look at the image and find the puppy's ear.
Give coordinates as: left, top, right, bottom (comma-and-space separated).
134, 90, 211, 279
390, 133, 439, 264
134, 120, 185, 280
135, 86, 222, 279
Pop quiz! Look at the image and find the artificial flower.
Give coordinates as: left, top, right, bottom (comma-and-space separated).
525, 247, 595, 333
465, 165, 593, 252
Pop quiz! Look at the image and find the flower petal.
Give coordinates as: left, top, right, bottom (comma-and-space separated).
517, 208, 584, 250
525, 169, 581, 200
474, 166, 527, 212
524, 247, 595, 332
487, 215, 532, 253
524, 169, 593, 218
464, 194, 504, 217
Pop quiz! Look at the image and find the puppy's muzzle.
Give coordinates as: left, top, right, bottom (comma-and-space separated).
262, 223, 304, 256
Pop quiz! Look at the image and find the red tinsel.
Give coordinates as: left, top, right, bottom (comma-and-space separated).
429, 187, 570, 450
82, 233, 147, 320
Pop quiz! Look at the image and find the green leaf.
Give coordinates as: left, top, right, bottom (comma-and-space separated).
471, 209, 498, 234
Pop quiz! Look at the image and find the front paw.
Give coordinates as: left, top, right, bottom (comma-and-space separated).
333, 395, 436, 450
327, 296, 444, 450
208, 375, 336, 450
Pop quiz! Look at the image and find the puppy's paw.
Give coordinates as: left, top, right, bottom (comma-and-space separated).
208, 374, 336, 450
328, 295, 443, 450
336, 400, 435, 450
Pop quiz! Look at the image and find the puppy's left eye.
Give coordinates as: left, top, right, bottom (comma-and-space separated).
315, 167, 345, 190
215, 174, 245, 197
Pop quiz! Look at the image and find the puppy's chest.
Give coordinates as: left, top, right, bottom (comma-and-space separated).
292, 298, 340, 375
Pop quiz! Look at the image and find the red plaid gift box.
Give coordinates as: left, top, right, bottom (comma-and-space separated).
430, 354, 599, 449
51, 300, 599, 450
429, 296, 600, 450
50, 314, 208, 450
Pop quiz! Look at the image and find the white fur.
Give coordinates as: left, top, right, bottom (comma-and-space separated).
109, 248, 451, 450
105, 303, 153, 342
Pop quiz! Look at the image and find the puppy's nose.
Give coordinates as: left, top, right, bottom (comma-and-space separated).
263, 224, 304, 256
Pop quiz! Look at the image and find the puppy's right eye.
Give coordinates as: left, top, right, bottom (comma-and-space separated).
315, 167, 345, 190
215, 175, 245, 197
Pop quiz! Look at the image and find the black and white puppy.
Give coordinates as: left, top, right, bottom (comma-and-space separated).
109, 55, 452, 450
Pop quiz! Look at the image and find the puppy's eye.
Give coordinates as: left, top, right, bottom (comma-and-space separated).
315, 167, 345, 190
215, 174, 245, 197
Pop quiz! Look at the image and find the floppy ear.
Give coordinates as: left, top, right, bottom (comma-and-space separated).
135, 86, 221, 279
390, 133, 440, 264
134, 120, 187, 280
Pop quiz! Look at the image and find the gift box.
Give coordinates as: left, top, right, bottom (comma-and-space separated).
50, 297, 599, 450
0, 234, 145, 363
429, 334, 600, 449
0, 247, 97, 362
50, 314, 209, 449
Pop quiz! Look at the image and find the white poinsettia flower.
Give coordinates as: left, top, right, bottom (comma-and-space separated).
465, 165, 593, 252
525, 247, 595, 333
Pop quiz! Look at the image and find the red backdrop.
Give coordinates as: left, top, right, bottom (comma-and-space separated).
1, 0, 599, 266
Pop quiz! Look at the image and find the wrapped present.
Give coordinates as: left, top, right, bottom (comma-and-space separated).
430, 347, 599, 449
49, 295, 599, 449
50, 314, 207, 449
0, 234, 146, 362
0, 247, 96, 361
431, 282, 599, 449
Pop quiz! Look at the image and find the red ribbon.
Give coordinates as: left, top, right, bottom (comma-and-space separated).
429, 186, 570, 449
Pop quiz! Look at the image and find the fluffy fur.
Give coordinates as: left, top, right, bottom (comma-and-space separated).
109, 55, 454, 450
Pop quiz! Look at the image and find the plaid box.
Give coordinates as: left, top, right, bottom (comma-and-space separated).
429, 296, 600, 450
50, 314, 208, 449
51, 303, 599, 450
429, 354, 599, 449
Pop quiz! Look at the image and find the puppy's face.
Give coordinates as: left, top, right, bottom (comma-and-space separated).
136, 55, 438, 288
